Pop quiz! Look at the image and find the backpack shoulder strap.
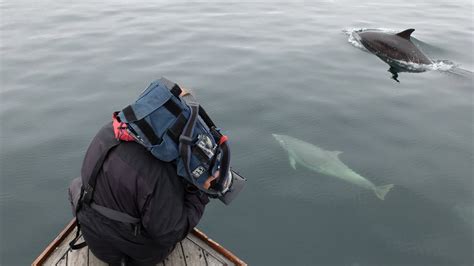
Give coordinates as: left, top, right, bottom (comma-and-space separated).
70, 130, 120, 250
81, 136, 120, 205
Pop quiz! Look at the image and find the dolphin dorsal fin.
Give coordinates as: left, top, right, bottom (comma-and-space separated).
396, 29, 415, 40
331, 151, 343, 158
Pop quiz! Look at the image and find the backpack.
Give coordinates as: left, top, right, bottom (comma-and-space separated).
115, 78, 245, 202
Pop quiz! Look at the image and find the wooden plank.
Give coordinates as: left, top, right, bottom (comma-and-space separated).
181, 237, 207, 266
88, 248, 108, 266
34, 218, 245, 266
32, 219, 77, 266
203, 250, 224, 266
56, 255, 67, 266
191, 228, 245, 266
42, 227, 77, 265
163, 242, 186, 266
187, 233, 229, 265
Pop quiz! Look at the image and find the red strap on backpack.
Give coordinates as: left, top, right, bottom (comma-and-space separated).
112, 112, 135, 142
218, 135, 228, 145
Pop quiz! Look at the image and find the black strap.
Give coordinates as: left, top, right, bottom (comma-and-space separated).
69, 202, 141, 250
70, 127, 141, 250
180, 103, 231, 194
167, 113, 187, 143
178, 103, 219, 196
122, 105, 137, 121
198, 106, 216, 129
122, 105, 162, 146
163, 98, 182, 117
82, 137, 120, 205
179, 103, 200, 188
134, 118, 161, 145
91, 203, 140, 224
69, 221, 88, 250
170, 84, 182, 98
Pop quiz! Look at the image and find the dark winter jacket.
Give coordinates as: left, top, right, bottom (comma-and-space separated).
78, 123, 209, 258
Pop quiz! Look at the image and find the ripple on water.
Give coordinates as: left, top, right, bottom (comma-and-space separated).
1, 1, 473, 265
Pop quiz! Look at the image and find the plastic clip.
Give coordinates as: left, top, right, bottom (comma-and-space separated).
81, 184, 94, 205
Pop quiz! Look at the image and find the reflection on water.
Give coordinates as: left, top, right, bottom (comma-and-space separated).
387, 65, 423, 83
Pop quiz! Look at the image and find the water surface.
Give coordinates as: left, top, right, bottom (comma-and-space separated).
1, 1, 473, 265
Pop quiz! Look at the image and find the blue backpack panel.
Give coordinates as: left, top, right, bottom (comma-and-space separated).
116, 78, 231, 197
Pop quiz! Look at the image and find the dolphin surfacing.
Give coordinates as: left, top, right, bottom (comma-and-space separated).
272, 134, 394, 200
357, 28, 432, 65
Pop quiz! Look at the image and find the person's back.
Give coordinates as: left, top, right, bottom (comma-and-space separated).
77, 122, 209, 265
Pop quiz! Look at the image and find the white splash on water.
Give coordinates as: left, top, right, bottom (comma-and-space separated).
343, 28, 366, 50
393, 59, 457, 72
429, 60, 458, 71
343, 28, 397, 51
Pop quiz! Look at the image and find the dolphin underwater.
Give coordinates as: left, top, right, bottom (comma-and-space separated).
272, 134, 394, 200
356, 29, 432, 81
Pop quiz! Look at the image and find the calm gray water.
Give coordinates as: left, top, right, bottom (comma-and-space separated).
1, 1, 473, 265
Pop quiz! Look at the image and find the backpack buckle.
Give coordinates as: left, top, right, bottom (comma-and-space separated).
81, 184, 94, 205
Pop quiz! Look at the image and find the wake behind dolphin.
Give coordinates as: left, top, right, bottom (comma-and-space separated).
273, 134, 394, 200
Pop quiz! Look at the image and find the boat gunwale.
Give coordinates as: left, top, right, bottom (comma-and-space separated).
32, 218, 246, 266
32, 219, 77, 266
192, 227, 246, 265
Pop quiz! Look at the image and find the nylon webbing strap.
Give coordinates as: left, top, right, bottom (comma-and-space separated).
170, 84, 182, 98
91, 203, 140, 224
198, 106, 216, 128
122, 105, 162, 146
168, 113, 187, 143
163, 98, 181, 117
82, 137, 120, 205
179, 103, 200, 189
71, 132, 121, 250
134, 119, 161, 145
122, 105, 137, 121
69, 221, 87, 250
178, 103, 218, 196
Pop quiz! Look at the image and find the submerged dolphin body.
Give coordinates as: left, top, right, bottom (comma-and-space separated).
356, 29, 432, 81
272, 134, 394, 200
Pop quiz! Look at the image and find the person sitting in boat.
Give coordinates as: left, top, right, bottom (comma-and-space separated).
70, 88, 219, 265
69, 78, 245, 265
